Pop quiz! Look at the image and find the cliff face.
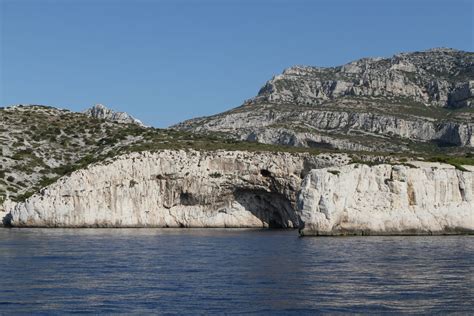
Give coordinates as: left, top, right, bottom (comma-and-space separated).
177, 104, 474, 151
2, 150, 472, 235
3, 150, 348, 228
174, 48, 474, 152
298, 163, 474, 235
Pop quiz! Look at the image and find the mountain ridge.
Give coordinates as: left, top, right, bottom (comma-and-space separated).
173, 48, 474, 152
249, 47, 472, 108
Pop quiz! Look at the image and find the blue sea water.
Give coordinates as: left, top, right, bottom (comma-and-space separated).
0, 228, 472, 314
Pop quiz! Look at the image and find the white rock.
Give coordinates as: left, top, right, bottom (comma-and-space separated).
84, 104, 145, 126
3, 150, 472, 235
3, 150, 348, 228
297, 164, 474, 235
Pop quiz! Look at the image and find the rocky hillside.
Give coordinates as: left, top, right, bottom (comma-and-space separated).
0, 105, 153, 202
174, 48, 474, 152
253, 48, 473, 108
0, 104, 332, 203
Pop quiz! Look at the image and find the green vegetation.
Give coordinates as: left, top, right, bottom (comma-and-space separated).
427, 155, 474, 171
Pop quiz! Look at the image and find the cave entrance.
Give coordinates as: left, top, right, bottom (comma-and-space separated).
268, 212, 284, 229
233, 189, 299, 229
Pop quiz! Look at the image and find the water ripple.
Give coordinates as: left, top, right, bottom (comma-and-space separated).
0, 228, 472, 314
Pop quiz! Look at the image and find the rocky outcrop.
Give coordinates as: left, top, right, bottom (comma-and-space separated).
2, 150, 349, 228
176, 104, 474, 150
298, 163, 474, 235
251, 48, 473, 108
245, 127, 373, 152
84, 104, 145, 126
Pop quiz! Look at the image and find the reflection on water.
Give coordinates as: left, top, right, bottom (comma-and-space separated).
0, 228, 472, 314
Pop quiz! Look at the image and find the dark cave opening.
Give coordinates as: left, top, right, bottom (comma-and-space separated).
260, 169, 272, 177
268, 212, 285, 228
233, 188, 299, 229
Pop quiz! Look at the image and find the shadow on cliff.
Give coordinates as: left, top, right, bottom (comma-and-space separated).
233, 188, 299, 228
2, 213, 13, 227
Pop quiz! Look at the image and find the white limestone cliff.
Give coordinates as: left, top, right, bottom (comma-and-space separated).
2, 150, 348, 228
0, 207, 6, 226
2, 150, 472, 235
297, 163, 474, 235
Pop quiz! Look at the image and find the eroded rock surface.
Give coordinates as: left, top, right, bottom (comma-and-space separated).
3, 150, 348, 228
176, 103, 474, 151
253, 48, 473, 108
2, 150, 472, 235
298, 163, 474, 235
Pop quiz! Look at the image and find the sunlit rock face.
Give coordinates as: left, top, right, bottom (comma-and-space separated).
176, 108, 474, 150
2, 150, 472, 235
253, 48, 473, 108
84, 104, 145, 126
297, 163, 474, 236
3, 150, 348, 228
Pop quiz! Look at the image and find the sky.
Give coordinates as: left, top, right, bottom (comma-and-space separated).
0, 0, 472, 127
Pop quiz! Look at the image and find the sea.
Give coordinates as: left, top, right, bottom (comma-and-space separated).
0, 228, 472, 314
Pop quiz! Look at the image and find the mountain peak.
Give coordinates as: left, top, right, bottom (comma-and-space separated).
252, 47, 473, 108
84, 104, 145, 126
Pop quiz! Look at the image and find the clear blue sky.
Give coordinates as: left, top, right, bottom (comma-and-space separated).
1, 0, 472, 127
